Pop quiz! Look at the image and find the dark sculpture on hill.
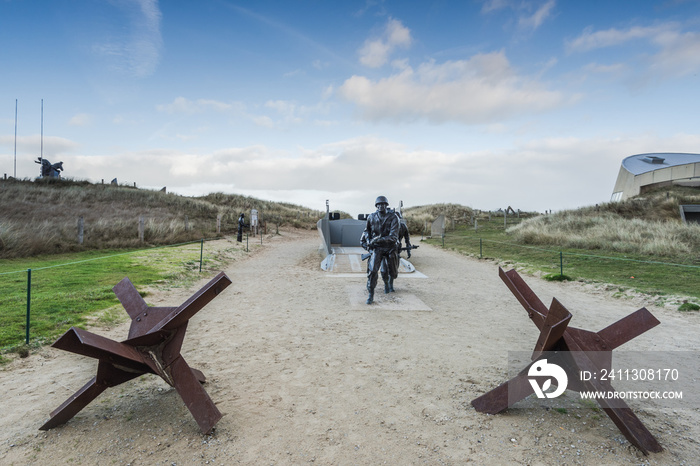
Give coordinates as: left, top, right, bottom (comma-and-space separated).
35, 157, 63, 178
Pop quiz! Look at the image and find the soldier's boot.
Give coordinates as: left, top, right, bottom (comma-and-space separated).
388, 277, 395, 292
366, 291, 374, 305
384, 280, 390, 293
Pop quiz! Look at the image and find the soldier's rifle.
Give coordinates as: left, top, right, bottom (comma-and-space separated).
361, 245, 418, 261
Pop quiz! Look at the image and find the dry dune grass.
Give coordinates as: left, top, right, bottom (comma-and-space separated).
508, 187, 700, 258
403, 203, 475, 233
0, 178, 321, 258
401, 187, 700, 259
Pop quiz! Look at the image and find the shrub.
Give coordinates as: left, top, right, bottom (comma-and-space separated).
544, 273, 573, 282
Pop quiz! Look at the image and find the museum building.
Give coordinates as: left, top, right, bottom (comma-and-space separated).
611, 152, 700, 202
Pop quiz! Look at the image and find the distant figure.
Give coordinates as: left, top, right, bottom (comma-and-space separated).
361, 196, 399, 304
237, 213, 245, 242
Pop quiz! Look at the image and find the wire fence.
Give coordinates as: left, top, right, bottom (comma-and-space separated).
425, 228, 700, 302
0, 234, 255, 349
438, 234, 699, 269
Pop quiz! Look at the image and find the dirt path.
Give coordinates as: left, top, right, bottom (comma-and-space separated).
1, 228, 699, 464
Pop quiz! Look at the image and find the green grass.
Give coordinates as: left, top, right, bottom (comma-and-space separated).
0, 239, 243, 351
423, 219, 700, 302
544, 273, 573, 282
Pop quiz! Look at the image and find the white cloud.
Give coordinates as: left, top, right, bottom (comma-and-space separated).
518, 0, 556, 31
481, 0, 510, 14
47, 131, 700, 216
113, 115, 138, 125
566, 24, 674, 53
568, 22, 700, 81
583, 62, 628, 75
156, 97, 235, 114
358, 18, 412, 68
253, 116, 275, 128
0, 135, 79, 156
265, 100, 296, 115
68, 113, 93, 126
339, 51, 569, 124
647, 30, 700, 78
480, 0, 556, 31
92, 0, 163, 78
247, 100, 321, 128
0, 135, 79, 178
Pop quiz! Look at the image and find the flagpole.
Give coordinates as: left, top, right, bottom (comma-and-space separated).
14, 99, 17, 178
40, 98, 43, 178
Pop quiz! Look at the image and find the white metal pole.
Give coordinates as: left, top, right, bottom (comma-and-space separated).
14, 99, 17, 178
40, 99, 43, 177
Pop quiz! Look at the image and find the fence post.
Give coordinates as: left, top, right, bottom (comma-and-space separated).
560, 251, 563, 277
442, 234, 445, 248
480, 238, 483, 259
26, 268, 31, 344
199, 239, 204, 272
77, 216, 84, 245
246, 233, 249, 252
216, 214, 221, 234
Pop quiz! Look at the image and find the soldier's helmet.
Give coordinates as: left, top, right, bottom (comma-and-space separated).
375, 195, 389, 206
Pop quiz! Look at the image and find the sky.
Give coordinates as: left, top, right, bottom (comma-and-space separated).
2, 0, 700, 217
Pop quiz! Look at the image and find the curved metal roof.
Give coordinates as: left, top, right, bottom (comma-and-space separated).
622, 152, 700, 175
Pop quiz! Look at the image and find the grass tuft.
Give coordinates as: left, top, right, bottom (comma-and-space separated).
678, 302, 700, 312
544, 273, 573, 282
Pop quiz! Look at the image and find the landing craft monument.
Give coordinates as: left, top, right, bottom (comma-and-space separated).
317, 200, 416, 276
317, 199, 423, 308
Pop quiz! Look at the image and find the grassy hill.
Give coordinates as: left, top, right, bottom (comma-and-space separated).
0, 178, 324, 259
2, 178, 698, 261
401, 187, 700, 259
506, 186, 700, 259
402, 187, 700, 302
402, 202, 538, 235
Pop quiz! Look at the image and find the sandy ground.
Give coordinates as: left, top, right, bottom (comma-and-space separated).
1, 228, 699, 465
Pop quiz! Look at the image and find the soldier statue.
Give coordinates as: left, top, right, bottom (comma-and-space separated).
396, 211, 412, 258
379, 210, 413, 292
361, 196, 399, 304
